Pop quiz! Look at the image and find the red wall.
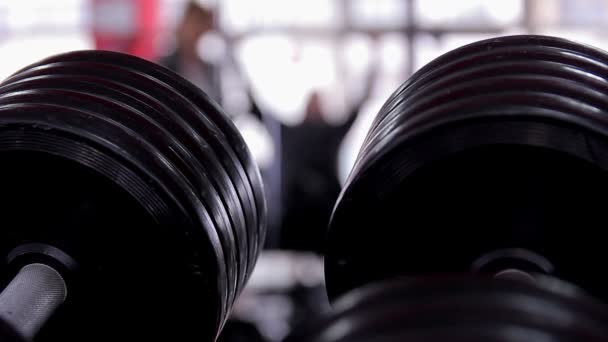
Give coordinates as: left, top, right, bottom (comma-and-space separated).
91, 0, 159, 60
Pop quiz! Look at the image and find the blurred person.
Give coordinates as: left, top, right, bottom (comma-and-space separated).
159, 0, 221, 103
279, 92, 359, 253
234, 90, 283, 248
279, 65, 377, 252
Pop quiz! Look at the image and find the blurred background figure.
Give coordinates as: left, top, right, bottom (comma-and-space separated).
279, 92, 353, 253
280, 73, 373, 252
159, 0, 222, 103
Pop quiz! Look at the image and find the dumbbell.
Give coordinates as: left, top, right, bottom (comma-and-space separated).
285, 275, 608, 342
0, 50, 266, 342
326, 35, 608, 301
285, 35, 608, 341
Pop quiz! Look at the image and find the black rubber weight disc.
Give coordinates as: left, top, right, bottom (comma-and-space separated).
286, 276, 608, 342
0, 74, 247, 311
370, 35, 608, 135
358, 40, 608, 173
0, 99, 225, 340
5, 60, 259, 293
329, 35, 608, 300
0, 121, 222, 342
0, 86, 239, 301
357, 73, 608, 170
363, 44, 608, 154
8, 51, 266, 266
359, 37, 608, 163
329, 119, 608, 300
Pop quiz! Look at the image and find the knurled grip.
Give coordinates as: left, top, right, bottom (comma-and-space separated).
0, 263, 67, 341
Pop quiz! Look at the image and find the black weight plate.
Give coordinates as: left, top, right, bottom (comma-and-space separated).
0, 103, 225, 341
9, 51, 266, 269
333, 301, 603, 341
366, 46, 607, 163
2, 63, 254, 303
287, 276, 608, 342
4, 61, 260, 293
0, 86, 241, 315
352, 91, 607, 188
328, 273, 596, 314
363, 44, 608, 159
357, 74, 608, 174
322, 327, 594, 342
328, 117, 608, 300
290, 277, 608, 341
332, 37, 608, 299
0, 74, 249, 310
363, 54, 608, 157
362, 41, 608, 156
371, 35, 608, 135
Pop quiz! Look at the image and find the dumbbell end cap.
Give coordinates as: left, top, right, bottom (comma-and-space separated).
7, 243, 78, 276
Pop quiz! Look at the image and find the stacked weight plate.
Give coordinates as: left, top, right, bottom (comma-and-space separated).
286, 276, 608, 341
0, 51, 265, 341
327, 35, 608, 301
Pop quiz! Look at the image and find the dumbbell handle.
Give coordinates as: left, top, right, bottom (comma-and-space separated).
0, 264, 67, 341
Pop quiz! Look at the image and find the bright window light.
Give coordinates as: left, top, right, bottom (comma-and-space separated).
2, 0, 86, 32
416, 0, 523, 27
236, 34, 308, 125
0, 33, 93, 81
220, 0, 341, 32
379, 34, 407, 75
350, 0, 408, 28
237, 35, 341, 125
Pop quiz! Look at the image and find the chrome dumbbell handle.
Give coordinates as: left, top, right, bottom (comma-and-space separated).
0, 263, 67, 341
